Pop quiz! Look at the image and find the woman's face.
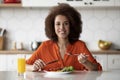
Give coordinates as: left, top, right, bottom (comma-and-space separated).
54, 15, 70, 39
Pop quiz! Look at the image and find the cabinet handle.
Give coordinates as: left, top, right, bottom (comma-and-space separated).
84, 2, 88, 5
112, 59, 114, 64
94, 56, 97, 59
89, 2, 93, 5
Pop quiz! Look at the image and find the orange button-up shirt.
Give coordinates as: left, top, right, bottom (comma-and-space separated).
26, 40, 102, 71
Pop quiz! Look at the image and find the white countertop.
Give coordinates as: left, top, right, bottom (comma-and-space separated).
0, 70, 120, 80
0, 50, 120, 54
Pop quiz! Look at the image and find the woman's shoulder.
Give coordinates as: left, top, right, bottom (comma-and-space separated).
42, 40, 55, 45
71, 40, 86, 47
74, 40, 86, 45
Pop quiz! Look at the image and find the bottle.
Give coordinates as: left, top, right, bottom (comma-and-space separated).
31, 41, 38, 51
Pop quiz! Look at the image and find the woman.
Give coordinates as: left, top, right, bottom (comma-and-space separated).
26, 3, 102, 71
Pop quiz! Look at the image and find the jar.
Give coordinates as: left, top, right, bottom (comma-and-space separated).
4, 0, 21, 3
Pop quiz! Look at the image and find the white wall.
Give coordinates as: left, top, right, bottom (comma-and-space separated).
0, 7, 120, 50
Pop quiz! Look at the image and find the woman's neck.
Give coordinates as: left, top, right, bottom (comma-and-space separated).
57, 38, 69, 47
57, 38, 69, 59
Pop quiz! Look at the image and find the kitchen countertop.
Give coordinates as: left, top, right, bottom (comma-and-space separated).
0, 70, 120, 80
0, 50, 120, 54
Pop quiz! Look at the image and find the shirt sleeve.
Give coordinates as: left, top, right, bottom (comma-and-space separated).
82, 42, 102, 71
26, 42, 45, 65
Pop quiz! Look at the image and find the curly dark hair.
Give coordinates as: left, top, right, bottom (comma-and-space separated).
45, 3, 82, 44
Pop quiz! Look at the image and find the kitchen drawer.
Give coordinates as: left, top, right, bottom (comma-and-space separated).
93, 54, 108, 71
108, 54, 120, 70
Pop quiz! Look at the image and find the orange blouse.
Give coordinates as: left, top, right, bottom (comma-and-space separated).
26, 40, 102, 71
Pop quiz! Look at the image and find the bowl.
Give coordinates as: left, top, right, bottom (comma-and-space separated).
98, 40, 112, 50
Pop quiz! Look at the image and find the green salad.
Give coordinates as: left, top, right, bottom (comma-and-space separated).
60, 66, 74, 72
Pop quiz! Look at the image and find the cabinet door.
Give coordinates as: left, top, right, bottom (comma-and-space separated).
6, 54, 17, 71
86, 0, 114, 6
108, 54, 120, 70
22, 0, 61, 7
61, 0, 114, 7
0, 55, 7, 71
114, 0, 120, 6
60, 0, 87, 7
93, 54, 108, 71
92, 0, 114, 6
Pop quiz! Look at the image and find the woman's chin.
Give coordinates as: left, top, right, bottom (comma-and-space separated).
58, 36, 68, 39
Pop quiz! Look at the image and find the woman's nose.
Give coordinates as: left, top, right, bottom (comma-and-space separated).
60, 24, 64, 29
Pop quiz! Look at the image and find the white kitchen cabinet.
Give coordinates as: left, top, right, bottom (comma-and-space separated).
93, 54, 108, 71
114, 0, 120, 6
22, 0, 61, 7
22, 0, 115, 7
93, 53, 120, 71
90, 0, 114, 6
6, 54, 17, 71
60, 0, 114, 7
0, 54, 31, 71
108, 54, 120, 70
0, 54, 18, 71
0, 54, 7, 71
60, 0, 86, 7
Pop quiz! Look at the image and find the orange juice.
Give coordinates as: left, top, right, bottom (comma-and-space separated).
17, 58, 26, 74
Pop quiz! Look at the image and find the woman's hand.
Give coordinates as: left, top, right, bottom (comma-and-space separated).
77, 53, 88, 64
33, 59, 46, 71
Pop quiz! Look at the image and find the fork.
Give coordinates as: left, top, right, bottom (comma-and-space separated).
66, 53, 80, 56
66, 53, 89, 56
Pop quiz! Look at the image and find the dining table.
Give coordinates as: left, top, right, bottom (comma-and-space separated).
0, 70, 120, 80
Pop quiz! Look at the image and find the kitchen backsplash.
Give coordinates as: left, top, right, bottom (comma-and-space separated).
0, 7, 120, 50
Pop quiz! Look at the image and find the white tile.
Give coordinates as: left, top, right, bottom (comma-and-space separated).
20, 18, 33, 30
86, 18, 100, 31
94, 9, 106, 20
32, 18, 45, 30
81, 30, 94, 42
0, 8, 14, 20
7, 18, 22, 31
114, 18, 120, 31
99, 17, 113, 32
94, 30, 108, 41
0, 18, 7, 28
79, 9, 94, 20
107, 30, 120, 42
106, 9, 120, 20
27, 8, 41, 20
14, 8, 28, 21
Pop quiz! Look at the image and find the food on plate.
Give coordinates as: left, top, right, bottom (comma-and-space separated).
57, 66, 74, 72
60, 66, 74, 72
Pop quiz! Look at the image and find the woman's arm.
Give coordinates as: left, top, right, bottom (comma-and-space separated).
26, 59, 46, 72
26, 64, 34, 72
78, 53, 99, 71
81, 60, 98, 71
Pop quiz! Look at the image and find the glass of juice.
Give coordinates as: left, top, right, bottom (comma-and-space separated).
17, 54, 26, 76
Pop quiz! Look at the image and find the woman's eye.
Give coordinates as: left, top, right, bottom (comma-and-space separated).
64, 22, 69, 26
56, 23, 60, 26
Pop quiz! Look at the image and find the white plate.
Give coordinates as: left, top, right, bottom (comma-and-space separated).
44, 70, 72, 75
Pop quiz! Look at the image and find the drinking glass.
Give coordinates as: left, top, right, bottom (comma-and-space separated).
17, 54, 26, 76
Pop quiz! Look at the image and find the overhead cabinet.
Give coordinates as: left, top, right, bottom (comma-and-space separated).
61, 0, 114, 7
114, 0, 120, 6
0, 0, 120, 7
22, 0, 115, 7
22, 0, 60, 7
